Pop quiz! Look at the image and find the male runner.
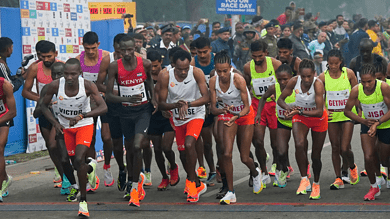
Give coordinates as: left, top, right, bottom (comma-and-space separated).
243, 40, 281, 186
106, 36, 154, 207
76, 31, 110, 191
190, 37, 217, 183
41, 58, 107, 217
0, 78, 16, 202
22, 41, 65, 187
158, 50, 209, 202
276, 38, 301, 76
96, 33, 126, 188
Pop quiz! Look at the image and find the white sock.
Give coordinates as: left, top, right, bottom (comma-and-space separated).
314, 181, 319, 185
132, 182, 139, 190
301, 176, 308, 180
371, 182, 378, 188
72, 184, 79, 189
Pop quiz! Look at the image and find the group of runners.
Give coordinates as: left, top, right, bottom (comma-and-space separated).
1, 31, 390, 217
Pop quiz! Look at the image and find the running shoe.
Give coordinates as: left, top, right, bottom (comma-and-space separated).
309, 183, 321, 200
273, 171, 279, 187
197, 166, 207, 179
78, 201, 89, 217
296, 178, 311, 195
187, 181, 198, 202
269, 163, 277, 176
61, 175, 71, 195
2, 175, 12, 194
117, 170, 127, 191
196, 181, 207, 197
287, 166, 294, 179
2, 190, 9, 197
89, 176, 100, 192
253, 168, 263, 194
278, 170, 288, 188
377, 176, 386, 188
144, 172, 152, 186
342, 175, 350, 184
330, 178, 344, 190
205, 172, 217, 187
128, 188, 140, 207
220, 191, 236, 205
138, 173, 146, 201
87, 159, 97, 189
364, 186, 380, 201
360, 169, 368, 176
380, 166, 387, 178
157, 178, 169, 191
307, 164, 311, 179
349, 165, 360, 185
67, 188, 79, 202
262, 172, 271, 188
184, 179, 190, 195
387, 179, 390, 189
54, 182, 62, 188
104, 168, 114, 187
123, 182, 132, 200
170, 164, 180, 186
53, 167, 62, 183
216, 185, 229, 199
0, 196, 2, 202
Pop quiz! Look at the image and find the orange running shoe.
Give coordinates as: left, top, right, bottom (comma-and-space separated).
187, 181, 198, 202
309, 183, 321, 200
170, 164, 180, 186
138, 173, 145, 201
197, 167, 207, 179
196, 181, 207, 197
296, 177, 311, 195
128, 188, 140, 207
349, 164, 360, 185
184, 179, 190, 195
330, 178, 344, 190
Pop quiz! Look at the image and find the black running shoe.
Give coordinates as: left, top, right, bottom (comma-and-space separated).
216, 186, 229, 199
118, 170, 127, 191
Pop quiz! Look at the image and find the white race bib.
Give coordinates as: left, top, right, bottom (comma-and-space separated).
276, 104, 288, 119
362, 102, 388, 120
172, 107, 198, 120
119, 83, 147, 106
205, 75, 210, 86
222, 101, 244, 114
0, 100, 6, 114
38, 82, 46, 95
252, 76, 276, 96
83, 72, 98, 83
295, 98, 316, 111
327, 89, 349, 111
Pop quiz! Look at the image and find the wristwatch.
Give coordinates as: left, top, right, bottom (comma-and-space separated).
298, 108, 303, 116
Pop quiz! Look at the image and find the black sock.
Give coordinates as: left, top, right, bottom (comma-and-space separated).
87, 165, 93, 174
80, 197, 87, 202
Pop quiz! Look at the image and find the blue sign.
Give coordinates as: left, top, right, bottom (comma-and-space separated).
20, 0, 29, 9
52, 28, 59, 36
60, 45, 66, 53
70, 12, 77, 21
50, 3, 57, 11
77, 5, 83, 13
216, 0, 256, 15
22, 27, 31, 36
78, 29, 84, 37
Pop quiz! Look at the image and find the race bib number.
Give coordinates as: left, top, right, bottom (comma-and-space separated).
362, 102, 388, 120
119, 83, 148, 106
276, 104, 288, 119
295, 99, 316, 111
0, 100, 6, 114
205, 75, 210, 86
223, 101, 244, 114
252, 76, 276, 96
173, 107, 197, 120
327, 89, 349, 111
83, 72, 98, 83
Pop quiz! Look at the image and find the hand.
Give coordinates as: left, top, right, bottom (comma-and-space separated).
126, 94, 142, 104
224, 115, 238, 127
162, 111, 172, 119
328, 111, 333, 121
151, 98, 158, 115
285, 109, 299, 120
254, 114, 261, 125
363, 119, 377, 127
54, 122, 65, 134
368, 123, 378, 137
69, 115, 82, 127
270, 94, 276, 102
179, 103, 189, 120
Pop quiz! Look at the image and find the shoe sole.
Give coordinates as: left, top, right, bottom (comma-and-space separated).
220, 199, 236, 205
309, 196, 321, 200
104, 180, 115, 187
144, 183, 152, 186
78, 212, 90, 217
330, 185, 344, 190
170, 176, 180, 186
157, 187, 168, 191
350, 178, 360, 185
129, 202, 140, 207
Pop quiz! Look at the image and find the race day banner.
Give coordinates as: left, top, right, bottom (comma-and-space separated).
20, 0, 91, 153
88, 2, 136, 32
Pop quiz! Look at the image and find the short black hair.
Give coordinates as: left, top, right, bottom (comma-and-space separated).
168, 47, 183, 57
336, 15, 343, 19
130, 33, 145, 41
195, 37, 210, 49
190, 40, 197, 50
40, 41, 56, 53
172, 50, 192, 64
277, 38, 293, 50
251, 40, 267, 52
36, 40, 45, 53
119, 35, 135, 44
51, 62, 65, 73
0, 37, 13, 53
374, 56, 387, 75
147, 50, 162, 62
113, 33, 127, 45
358, 18, 368, 29
368, 20, 378, 28
293, 21, 303, 31
83, 31, 99, 45
65, 58, 81, 70
285, 7, 293, 11
212, 30, 219, 35
212, 22, 221, 27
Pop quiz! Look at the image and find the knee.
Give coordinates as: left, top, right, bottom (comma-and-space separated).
253, 138, 264, 148
295, 140, 305, 152
102, 135, 112, 145
240, 154, 250, 164
311, 155, 321, 164
73, 156, 84, 170
364, 154, 375, 163
184, 141, 194, 151
223, 152, 232, 161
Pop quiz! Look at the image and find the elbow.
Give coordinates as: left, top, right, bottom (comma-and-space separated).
10, 110, 17, 119
21, 89, 27, 99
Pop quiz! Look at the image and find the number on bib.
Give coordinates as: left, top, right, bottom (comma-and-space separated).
83, 72, 98, 83
252, 76, 276, 96
119, 83, 148, 106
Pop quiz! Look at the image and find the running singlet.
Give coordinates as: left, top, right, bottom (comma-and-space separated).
167, 66, 206, 126
117, 57, 148, 106
195, 53, 214, 85
250, 57, 276, 101
351, 54, 380, 83
81, 49, 103, 83
36, 61, 53, 95
294, 75, 317, 114
215, 72, 251, 114
358, 80, 390, 129
275, 82, 295, 127
325, 67, 354, 122
57, 77, 93, 129
386, 79, 390, 86
108, 52, 119, 91
0, 78, 9, 118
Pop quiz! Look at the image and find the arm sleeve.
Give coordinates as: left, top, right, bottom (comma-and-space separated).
0, 63, 24, 92
190, 25, 199, 36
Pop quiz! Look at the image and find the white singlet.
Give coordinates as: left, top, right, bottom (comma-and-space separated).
294, 75, 317, 113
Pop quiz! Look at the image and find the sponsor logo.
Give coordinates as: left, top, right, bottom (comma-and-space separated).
70, 12, 77, 21
170, 82, 176, 87
59, 96, 64, 100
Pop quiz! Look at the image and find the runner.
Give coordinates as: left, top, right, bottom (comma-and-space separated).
0, 78, 16, 202
276, 38, 301, 76
277, 59, 327, 200
318, 49, 359, 190
76, 31, 110, 192
158, 50, 209, 202
96, 33, 126, 188
243, 40, 281, 187
255, 64, 295, 188
106, 35, 154, 207
21, 41, 65, 188
344, 64, 390, 201
147, 49, 179, 191
210, 51, 263, 205
40, 58, 107, 217
190, 37, 217, 184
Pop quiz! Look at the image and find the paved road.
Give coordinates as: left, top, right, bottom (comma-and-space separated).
2, 126, 390, 218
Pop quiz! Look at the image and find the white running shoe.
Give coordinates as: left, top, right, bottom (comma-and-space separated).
220, 191, 237, 205
253, 168, 263, 194
377, 176, 386, 188
262, 172, 271, 188
104, 168, 114, 187
387, 180, 390, 189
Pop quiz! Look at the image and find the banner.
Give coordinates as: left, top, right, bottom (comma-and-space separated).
20, 0, 91, 153
88, 2, 136, 32
216, 0, 257, 15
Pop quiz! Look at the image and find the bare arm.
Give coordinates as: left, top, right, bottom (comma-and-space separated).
277, 77, 297, 110
190, 58, 196, 67
294, 57, 302, 75
96, 55, 110, 93
271, 58, 282, 72
143, 59, 155, 104
349, 58, 357, 74
22, 63, 40, 102
41, 81, 63, 133
157, 71, 182, 111
243, 62, 252, 88
0, 80, 16, 124
84, 81, 108, 118
255, 84, 275, 121
33, 84, 49, 118
347, 68, 358, 88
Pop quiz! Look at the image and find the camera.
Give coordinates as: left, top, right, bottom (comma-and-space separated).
124, 14, 133, 19
16, 54, 34, 76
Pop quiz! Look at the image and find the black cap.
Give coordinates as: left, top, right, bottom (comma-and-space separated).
218, 27, 230, 34
318, 21, 327, 28
161, 24, 175, 34
265, 22, 276, 29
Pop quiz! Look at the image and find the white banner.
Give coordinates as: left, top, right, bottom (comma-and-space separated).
20, 0, 91, 153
